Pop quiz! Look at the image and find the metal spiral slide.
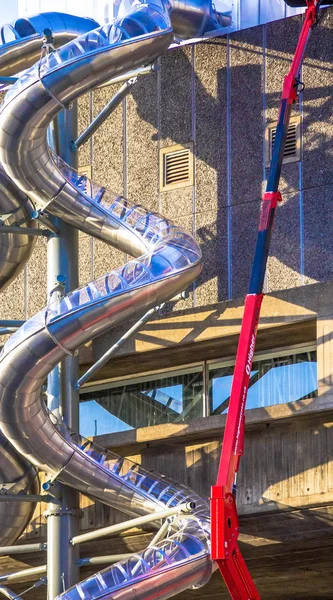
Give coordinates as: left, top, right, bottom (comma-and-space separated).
0, 4, 222, 599
0, 13, 100, 549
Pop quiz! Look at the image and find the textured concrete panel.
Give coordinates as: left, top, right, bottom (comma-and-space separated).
79, 232, 92, 286
195, 208, 228, 306
266, 16, 301, 121
128, 73, 159, 212
266, 16, 301, 195
27, 236, 47, 318
161, 213, 194, 314
0, 270, 25, 321
303, 8, 333, 191
303, 184, 333, 284
230, 27, 263, 205
91, 84, 125, 285
194, 39, 227, 214
267, 192, 301, 292
161, 187, 193, 219
160, 46, 192, 146
231, 200, 260, 298
77, 92, 92, 168
92, 84, 124, 193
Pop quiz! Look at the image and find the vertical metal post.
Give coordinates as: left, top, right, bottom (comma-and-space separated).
46, 104, 80, 599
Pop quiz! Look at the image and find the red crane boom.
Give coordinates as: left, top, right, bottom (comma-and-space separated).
210, 2, 323, 598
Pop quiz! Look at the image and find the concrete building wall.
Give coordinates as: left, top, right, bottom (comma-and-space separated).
0, 11, 333, 599
1, 10, 332, 340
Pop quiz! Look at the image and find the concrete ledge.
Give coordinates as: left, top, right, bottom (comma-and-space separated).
96, 394, 333, 454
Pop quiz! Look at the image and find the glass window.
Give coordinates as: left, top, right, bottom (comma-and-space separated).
209, 348, 317, 415
80, 366, 204, 437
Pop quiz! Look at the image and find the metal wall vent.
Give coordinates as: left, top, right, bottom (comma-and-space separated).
266, 116, 301, 166
160, 143, 194, 191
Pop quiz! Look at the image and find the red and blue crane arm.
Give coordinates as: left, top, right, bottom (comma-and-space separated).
210, 2, 324, 598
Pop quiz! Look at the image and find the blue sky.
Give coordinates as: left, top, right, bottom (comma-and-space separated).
0, 2, 19, 24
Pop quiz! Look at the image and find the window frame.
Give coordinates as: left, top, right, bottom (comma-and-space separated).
79, 342, 317, 436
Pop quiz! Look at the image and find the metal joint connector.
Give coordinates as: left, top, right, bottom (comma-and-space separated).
43, 507, 83, 519
262, 191, 282, 204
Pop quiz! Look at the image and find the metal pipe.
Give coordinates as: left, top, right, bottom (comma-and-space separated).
0, 544, 46, 556
0, 226, 50, 237
0, 77, 17, 85
0, 329, 17, 335
0, 585, 22, 599
76, 305, 162, 389
46, 106, 80, 600
148, 518, 171, 548
77, 554, 133, 567
0, 566, 46, 584
97, 63, 158, 89
0, 320, 25, 327
31, 210, 59, 235
0, 494, 59, 503
0, 578, 46, 600
71, 502, 195, 546
71, 78, 138, 152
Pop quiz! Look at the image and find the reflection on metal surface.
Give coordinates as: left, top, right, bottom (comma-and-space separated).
0, 12, 106, 556
168, 0, 231, 38
0, 13, 99, 78
0, 433, 39, 547
0, 170, 35, 291
0, 2, 227, 598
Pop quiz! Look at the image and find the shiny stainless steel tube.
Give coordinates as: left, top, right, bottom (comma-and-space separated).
0, 13, 99, 78
0, 170, 35, 291
0, 5, 215, 600
0, 13, 105, 556
0, 433, 39, 546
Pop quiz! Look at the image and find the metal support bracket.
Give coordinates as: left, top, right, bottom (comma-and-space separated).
71, 502, 195, 546
31, 210, 59, 235
0, 543, 47, 556
75, 304, 163, 389
0, 225, 52, 237
42, 464, 69, 491
45, 283, 78, 357
0, 493, 60, 504
0, 77, 18, 86
0, 320, 25, 328
43, 507, 83, 519
71, 77, 138, 152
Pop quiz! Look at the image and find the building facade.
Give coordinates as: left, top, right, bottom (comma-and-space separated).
0, 6, 332, 600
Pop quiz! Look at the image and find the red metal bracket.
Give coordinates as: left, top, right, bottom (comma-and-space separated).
259, 191, 282, 231
211, 486, 239, 561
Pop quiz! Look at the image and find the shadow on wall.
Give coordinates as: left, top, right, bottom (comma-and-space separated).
129, 10, 333, 302
136, 410, 333, 545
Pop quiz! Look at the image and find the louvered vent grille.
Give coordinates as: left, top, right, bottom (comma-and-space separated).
267, 117, 300, 165
164, 149, 190, 186
160, 143, 194, 191
271, 122, 297, 158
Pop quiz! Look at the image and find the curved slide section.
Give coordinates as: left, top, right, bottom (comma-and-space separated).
0, 14, 103, 548
0, 432, 39, 546
0, 5, 213, 600
0, 12, 100, 291
0, 171, 35, 291
0, 12, 99, 78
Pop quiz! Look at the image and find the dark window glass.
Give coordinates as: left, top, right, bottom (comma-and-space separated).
209, 350, 317, 415
80, 367, 203, 437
